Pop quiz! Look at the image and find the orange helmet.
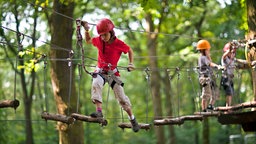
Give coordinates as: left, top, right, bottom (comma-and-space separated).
96, 18, 115, 35
223, 43, 230, 52
196, 39, 211, 50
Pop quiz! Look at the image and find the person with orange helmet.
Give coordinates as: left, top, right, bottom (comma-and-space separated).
197, 39, 224, 112
81, 18, 139, 132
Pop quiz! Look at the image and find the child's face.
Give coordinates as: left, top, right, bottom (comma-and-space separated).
100, 32, 111, 42
205, 49, 210, 55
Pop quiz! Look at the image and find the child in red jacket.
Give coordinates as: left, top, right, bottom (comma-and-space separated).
82, 18, 139, 132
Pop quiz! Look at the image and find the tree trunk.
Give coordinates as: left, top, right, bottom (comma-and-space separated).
247, 0, 256, 101
202, 118, 209, 144
145, 13, 165, 144
13, 2, 35, 143
50, 0, 84, 143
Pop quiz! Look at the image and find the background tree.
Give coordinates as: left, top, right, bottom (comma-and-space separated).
247, 0, 256, 101
0, 0, 43, 143
49, 0, 84, 143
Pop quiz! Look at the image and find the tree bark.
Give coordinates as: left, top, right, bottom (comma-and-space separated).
202, 118, 209, 144
50, 0, 84, 143
145, 13, 165, 144
0, 99, 19, 108
247, 0, 256, 101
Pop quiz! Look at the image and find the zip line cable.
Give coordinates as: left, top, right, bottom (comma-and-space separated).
1, 24, 241, 73
1, 25, 71, 52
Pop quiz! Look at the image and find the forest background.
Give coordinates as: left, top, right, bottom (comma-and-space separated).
0, 0, 256, 144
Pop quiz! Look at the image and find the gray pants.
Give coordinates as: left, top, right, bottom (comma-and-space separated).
91, 74, 132, 111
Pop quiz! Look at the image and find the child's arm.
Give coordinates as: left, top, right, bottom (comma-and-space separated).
210, 62, 225, 70
81, 21, 92, 44
127, 48, 135, 71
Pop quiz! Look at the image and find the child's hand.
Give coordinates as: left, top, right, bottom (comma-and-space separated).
81, 21, 90, 31
217, 65, 225, 70
251, 61, 256, 66
127, 63, 135, 72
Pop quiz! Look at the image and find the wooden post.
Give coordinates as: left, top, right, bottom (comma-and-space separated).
41, 111, 74, 124
0, 99, 19, 109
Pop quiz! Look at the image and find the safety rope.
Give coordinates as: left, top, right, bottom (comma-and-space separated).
76, 64, 82, 113
67, 50, 74, 115
187, 69, 200, 112
144, 68, 151, 123
245, 43, 251, 68
13, 33, 24, 111
176, 67, 180, 117
75, 19, 92, 75
43, 56, 49, 112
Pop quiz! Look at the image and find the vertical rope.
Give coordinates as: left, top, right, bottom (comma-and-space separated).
76, 64, 82, 113
105, 73, 111, 119
67, 50, 74, 115
43, 56, 49, 112
13, 33, 24, 111
187, 68, 199, 112
176, 67, 180, 117
75, 19, 91, 75
144, 67, 151, 123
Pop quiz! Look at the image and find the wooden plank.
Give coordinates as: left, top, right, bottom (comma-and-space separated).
242, 122, 256, 132
41, 111, 74, 124
218, 111, 256, 124
215, 101, 256, 111
0, 99, 19, 109
194, 111, 220, 117
71, 113, 108, 126
153, 115, 203, 126
118, 123, 151, 130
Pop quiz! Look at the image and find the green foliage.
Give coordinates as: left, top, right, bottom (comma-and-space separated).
0, 0, 255, 143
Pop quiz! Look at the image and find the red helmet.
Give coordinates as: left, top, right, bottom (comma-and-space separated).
223, 43, 230, 52
96, 18, 115, 35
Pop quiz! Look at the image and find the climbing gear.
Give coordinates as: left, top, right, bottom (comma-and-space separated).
75, 19, 93, 75
130, 118, 140, 132
196, 39, 211, 50
96, 18, 115, 35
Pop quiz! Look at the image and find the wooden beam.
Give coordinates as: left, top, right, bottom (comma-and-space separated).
71, 113, 108, 126
154, 115, 203, 126
0, 99, 19, 109
194, 111, 220, 117
118, 123, 151, 130
41, 111, 74, 124
215, 101, 256, 111
242, 122, 256, 132
218, 110, 256, 125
